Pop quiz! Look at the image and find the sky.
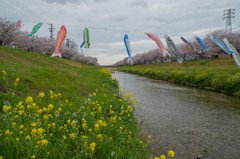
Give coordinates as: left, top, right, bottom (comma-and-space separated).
1, 0, 240, 65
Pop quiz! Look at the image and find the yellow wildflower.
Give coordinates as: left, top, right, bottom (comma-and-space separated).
38, 92, 45, 98
3, 106, 9, 112
25, 96, 33, 104
16, 138, 19, 142
31, 129, 37, 135
43, 115, 49, 120
63, 135, 66, 140
81, 135, 88, 140
168, 150, 175, 158
25, 135, 31, 140
154, 157, 159, 159
12, 122, 17, 128
5, 130, 11, 135
160, 155, 166, 159
42, 107, 47, 112
94, 123, 100, 131
19, 125, 24, 129
41, 139, 48, 145
89, 142, 96, 152
97, 134, 103, 141
48, 104, 54, 110
69, 133, 76, 140
37, 128, 45, 135
31, 122, 37, 127
32, 155, 36, 159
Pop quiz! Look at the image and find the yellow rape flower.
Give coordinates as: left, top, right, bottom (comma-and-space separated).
3, 106, 9, 112
25, 96, 33, 104
38, 92, 45, 98
48, 104, 53, 110
82, 123, 87, 129
5, 130, 11, 135
69, 133, 76, 140
31, 122, 37, 127
31, 128, 37, 135
43, 115, 49, 120
41, 139, 48, 145
97, 134, 103, 141
94, 123, 100, 131
160, 155, 166, 159
81, 135, 88, 140
12, 122, 16, 128
25, 135, 31, 140
168, 150, 175, 158
89, 142, 96, 152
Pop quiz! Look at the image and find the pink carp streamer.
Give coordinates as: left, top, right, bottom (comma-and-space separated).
145, 32, 171, 57
15, 20, 21, 30
51, 26, 67, 58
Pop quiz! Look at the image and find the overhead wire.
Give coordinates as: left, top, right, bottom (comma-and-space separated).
2, 0, 239, 41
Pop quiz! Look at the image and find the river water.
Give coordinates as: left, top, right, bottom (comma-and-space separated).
112, 71, 240, 159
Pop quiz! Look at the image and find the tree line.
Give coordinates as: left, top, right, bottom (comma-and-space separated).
0, 18, 99, 66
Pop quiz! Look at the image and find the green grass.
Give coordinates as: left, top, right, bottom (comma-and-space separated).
0, 46, 150, 159
117, 58, 240, 97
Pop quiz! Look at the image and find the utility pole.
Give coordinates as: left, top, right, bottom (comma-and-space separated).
66, 39, 70, 48
223, 9, 236, 32
48, 24, 54, 39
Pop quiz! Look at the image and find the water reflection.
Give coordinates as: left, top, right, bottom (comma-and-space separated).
112, 71, 240, 159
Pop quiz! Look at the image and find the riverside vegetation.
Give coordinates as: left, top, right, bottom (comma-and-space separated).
0, 46, 175, 159
118, 58, 240, 97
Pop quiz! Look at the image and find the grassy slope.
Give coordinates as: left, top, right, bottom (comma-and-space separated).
0, 46, 106, 104
0, 46, 150, 158
130, 58, 238, 70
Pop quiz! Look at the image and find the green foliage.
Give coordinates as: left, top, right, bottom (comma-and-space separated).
118, 63, 240, 97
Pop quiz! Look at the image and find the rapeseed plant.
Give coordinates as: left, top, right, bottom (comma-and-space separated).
0, 70, 150, 158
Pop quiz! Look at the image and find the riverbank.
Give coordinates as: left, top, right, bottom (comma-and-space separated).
0, 47, 150, 158
117, 58, 240, 97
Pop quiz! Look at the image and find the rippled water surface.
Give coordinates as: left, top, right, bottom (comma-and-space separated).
112, 71, 240, 159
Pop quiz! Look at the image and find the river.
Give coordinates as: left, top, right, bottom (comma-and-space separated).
112, 71, 240, 159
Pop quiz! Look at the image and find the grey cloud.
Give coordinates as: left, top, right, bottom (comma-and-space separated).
130, 0, 148, 8
43, 0, 108, 4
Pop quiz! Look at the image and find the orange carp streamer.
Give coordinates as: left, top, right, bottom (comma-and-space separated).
51, 26, 67, 58
145, 32, 171, 57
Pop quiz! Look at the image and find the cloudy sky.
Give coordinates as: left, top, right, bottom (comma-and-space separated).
1, 0, 240, 65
